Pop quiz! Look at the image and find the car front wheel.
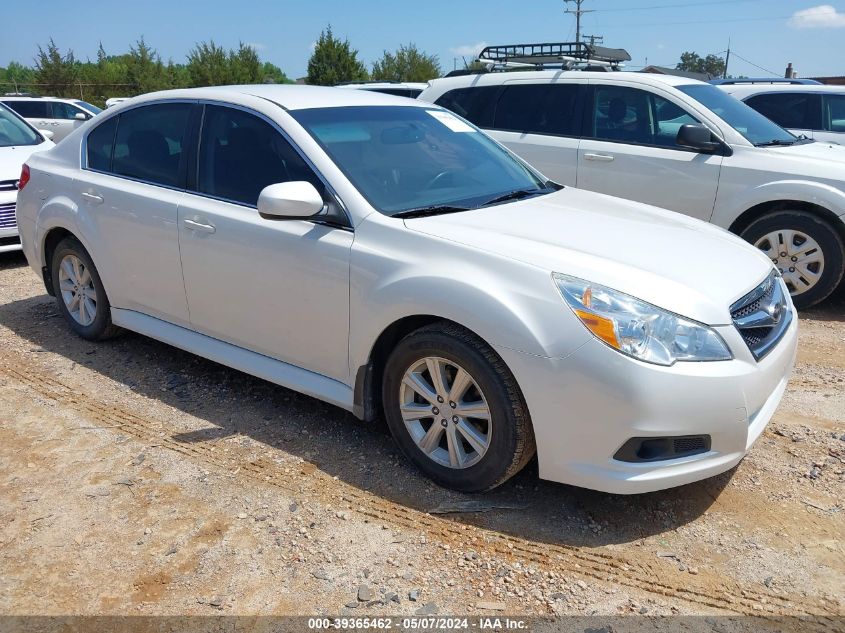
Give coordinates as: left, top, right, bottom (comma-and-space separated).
741, 210, 845, 309
382, 322, 535, 492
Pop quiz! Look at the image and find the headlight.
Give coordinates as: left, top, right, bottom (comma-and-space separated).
553, 273, 732, 366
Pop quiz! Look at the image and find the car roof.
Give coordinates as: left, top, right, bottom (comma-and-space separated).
719, 83, 845, 96
425, 70, 706, 92
1, 95, 78, 101
122, 84, 431, 111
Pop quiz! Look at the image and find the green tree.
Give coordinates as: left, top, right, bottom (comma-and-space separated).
186, 40, 231, 86
0, 61, 36, 93
676, 52, 726, 78
261, 62, 293, 84
34, 39, 78, 97
306, 26, 368, 86
371, 43, 441, 82
126, 37, 171, 93
229, 43, 263, 84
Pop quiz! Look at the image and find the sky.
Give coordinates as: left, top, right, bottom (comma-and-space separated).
2, 0, 845, 79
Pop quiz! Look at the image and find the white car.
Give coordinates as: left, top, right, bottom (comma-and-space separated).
335, 82, 428, 99
0, 96, 102, 142
16, 86, 796, 494
0, 104, 54, 253
716, 82, 845, 145
419, 71, 845, 308
105, 97, 129, 109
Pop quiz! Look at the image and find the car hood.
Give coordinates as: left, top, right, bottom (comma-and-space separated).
0, 143, 52, 181
404, 188, 775, 325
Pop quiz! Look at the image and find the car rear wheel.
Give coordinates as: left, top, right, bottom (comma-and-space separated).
382, 322, 535, 492
51, 237, 121, 340
741, 211, 845, 309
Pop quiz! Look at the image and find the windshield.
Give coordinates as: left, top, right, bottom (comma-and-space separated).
75, 100, 102, 114
677, 84, 797, 146
291, 106, 551, 215
0, 104, 41, 147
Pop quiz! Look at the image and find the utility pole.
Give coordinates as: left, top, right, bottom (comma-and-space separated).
564, 0, 595, 44
723, 38, 731, 79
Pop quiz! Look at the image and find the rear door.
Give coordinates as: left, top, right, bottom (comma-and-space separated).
577, 82, 722, 221
744, 92, 822, 140
2, 100, 51, 135
48, 101, 91, 141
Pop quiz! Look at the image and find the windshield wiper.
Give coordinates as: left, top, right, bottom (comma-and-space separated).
393, 205, 472, 219
479, 188, 550, 208
755, 139, 795, 147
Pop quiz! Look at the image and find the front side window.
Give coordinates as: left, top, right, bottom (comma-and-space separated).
291, 105, 550, 216
51, 101, 87, 120
197, 105, 321, 206
2, 100, 49, 119
0, 104, 41, 147
589, 85, 700, 148
823, 94, 845, 133
677, 84, 796, 146
434, 87, 500, 128
494, 84, 581, 137
112, 103, 192, 188
744, 93, 821, 130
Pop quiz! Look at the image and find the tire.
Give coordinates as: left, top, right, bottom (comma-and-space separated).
382, 322, 535, 492
50, 237, 121, 341
740, 211, 845, 309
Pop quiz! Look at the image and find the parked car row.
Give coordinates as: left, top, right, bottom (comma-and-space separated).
0, 96, 102, 142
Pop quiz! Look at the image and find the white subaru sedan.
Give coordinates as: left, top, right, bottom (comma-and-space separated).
15, 86, 797, 494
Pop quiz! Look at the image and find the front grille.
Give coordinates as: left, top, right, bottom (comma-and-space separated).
0, 202, 16, 230
0, 179, 18, 192
730, 272, 792, 361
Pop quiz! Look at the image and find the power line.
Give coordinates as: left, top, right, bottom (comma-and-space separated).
598, 14, 791, 28
564, 0, 595, 44
728, 51, 781, 77
594, 0, 767, 12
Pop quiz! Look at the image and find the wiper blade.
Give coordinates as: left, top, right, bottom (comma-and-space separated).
755, 139, 795, 147
393, 205, 471, 219
479, 188, 548, 207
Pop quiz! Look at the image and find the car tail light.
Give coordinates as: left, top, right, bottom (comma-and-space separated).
18, 164, 30, 191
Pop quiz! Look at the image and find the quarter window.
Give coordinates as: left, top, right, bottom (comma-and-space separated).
86, 116, 118, 171
493, 84, 581, 136
589, 86, 700, 148
744, 93, 822, 130
823, 94, 845, 133
434, 86, 499, 128
196, 105, 321, 206
111, 103, 192, 188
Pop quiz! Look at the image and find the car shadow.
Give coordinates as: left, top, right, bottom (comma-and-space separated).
0, 290, 738, 549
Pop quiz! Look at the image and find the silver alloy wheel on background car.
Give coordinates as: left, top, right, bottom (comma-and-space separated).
58, 254, 97, 327
755, 229, 824, 295
399, 356, 492, 469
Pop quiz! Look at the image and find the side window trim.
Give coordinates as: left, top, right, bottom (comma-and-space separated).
186, 100, 352, 229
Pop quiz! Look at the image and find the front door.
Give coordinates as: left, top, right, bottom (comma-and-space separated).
577, 83, 722, 221
177, 104, 353, 381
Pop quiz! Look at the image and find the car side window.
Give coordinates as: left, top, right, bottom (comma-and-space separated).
493, 84, 581, 137
434, 87, 499, 128
86, 116, 118, 172
745, 93, 822, 130
823, 95, 845, 133
111, 103, 192, 188
196, 105, 322, 207
589, 86, 699, 149
3, 100, 49, 119
50, 101, 85, 120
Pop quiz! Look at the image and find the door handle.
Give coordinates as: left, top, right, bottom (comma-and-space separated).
81, 191, 104, 205
183, 218, 216, 234
584, 153, 615, 162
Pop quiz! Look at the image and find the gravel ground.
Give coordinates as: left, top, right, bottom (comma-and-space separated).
0, 250, 842, 623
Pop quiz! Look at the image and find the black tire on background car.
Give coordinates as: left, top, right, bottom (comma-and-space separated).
50, 237, 122, 341
382, 322, 535, 492
740, 210, 845, 309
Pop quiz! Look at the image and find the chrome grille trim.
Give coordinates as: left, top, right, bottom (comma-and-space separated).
730, 271, 792, 361
0, 179, 18, 192
0, 202, 17, 230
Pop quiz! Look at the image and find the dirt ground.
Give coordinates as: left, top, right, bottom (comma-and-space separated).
0, 249, 842, 624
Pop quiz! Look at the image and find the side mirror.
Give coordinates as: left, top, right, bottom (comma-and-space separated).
74, 112, 88, 121
40, 129, 55, 141
257, 181, 324, 220
676, 124, 722, 153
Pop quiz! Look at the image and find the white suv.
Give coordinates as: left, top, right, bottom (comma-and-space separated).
420, 71, 845, 308
716, 82, 845, 145
16, 86, 795, 494
1, 97, 102, 142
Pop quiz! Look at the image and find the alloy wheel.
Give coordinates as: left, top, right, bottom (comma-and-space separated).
58, 254, 97, 327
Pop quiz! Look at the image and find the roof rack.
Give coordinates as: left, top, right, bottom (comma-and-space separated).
334, 80, 403, 86
709, 78, 822, 86
476, 42, 631, 70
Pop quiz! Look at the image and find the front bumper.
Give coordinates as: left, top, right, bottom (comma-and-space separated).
496, 315, 798, 494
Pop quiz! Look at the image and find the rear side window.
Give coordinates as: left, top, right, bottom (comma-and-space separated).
86, 116, 118, 171
434, 86, 499, 128
196, 105, 321, 206
3, 100, 50, 118
745, 92, 822, 130
112, 103, 192, 188
494, 84, 581, 136
823, 94, 845, 132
